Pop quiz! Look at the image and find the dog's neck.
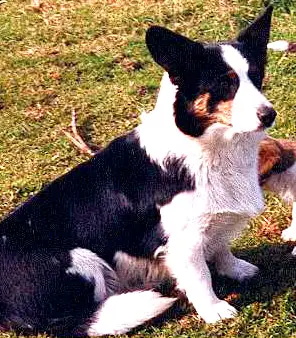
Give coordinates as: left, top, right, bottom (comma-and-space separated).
196, 127, 264, 216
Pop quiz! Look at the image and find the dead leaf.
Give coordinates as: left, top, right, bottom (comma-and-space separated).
24, 103, 46, 120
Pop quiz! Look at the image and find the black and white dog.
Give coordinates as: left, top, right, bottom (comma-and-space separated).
0, 6, 277, 335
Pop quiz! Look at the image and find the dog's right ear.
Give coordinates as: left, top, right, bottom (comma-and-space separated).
146, 26, 204, 76
237, 5, 273, 50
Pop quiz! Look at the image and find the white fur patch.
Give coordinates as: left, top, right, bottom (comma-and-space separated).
214, 247, 259, 281
137, 73, 203, 171
267, 40, 289, 51
162, 210, 239, 323
67, 248, 119, 302
281, 200, 296, 242
221, 45, 273, 133
87, 291, 176, 336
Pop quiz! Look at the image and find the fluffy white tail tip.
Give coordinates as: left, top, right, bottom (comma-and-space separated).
87, 291, 176, 336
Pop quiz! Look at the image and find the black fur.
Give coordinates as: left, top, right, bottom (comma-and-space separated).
0, 131, 194, 334
236, 5, 273, 89
0, 249, 97, 335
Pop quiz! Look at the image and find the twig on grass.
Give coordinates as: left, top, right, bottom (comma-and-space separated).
63, 110, 96, 157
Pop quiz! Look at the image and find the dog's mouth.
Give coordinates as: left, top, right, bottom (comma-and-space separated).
256, 106, 277, 129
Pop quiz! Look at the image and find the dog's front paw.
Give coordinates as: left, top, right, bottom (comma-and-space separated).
217, 258, 259, 282
200, 300, 237, 324
281, 226, 296, 242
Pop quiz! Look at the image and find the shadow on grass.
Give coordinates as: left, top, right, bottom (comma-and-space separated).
213, 242, 296, 309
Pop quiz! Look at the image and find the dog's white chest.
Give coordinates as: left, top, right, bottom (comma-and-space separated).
159, 147, 264, 238
159, 189, 262, 238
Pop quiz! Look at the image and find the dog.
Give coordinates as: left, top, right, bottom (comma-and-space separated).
260, 41, 296, 251
0, 5, 277, 335
259, 138, 296, 246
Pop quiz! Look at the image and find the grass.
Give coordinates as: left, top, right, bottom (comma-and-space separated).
0, 0, 295, 336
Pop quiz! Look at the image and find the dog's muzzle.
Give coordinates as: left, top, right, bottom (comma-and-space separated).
257, 106, 277, 128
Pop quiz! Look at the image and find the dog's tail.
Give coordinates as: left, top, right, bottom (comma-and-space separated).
87, 290, 176, 336
267, 40, 296, 53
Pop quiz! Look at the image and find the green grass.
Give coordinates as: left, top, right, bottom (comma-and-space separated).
0, 0, 296, 337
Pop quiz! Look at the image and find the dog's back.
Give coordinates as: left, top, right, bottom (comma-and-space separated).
1, 133, 171, 260
0, 132, 179, 335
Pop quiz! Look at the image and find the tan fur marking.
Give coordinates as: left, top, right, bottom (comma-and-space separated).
192, 93, 211, 118
211, 100, 233, 126
191, 93, 233, 128
259, 137, 296, 184
258, 138, 281, 176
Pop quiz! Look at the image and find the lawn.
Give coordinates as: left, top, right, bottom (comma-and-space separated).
0, 0, 295, 337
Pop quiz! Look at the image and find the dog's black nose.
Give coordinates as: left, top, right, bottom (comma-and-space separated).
257, 106, 277, 128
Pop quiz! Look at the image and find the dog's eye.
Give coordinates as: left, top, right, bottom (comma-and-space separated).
227, 71, 237, 79
214, 72, 239, 100
222, 71, 239, 83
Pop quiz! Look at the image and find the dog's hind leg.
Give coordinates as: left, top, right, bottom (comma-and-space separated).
204, 220, 259, 282
212, 243, 259, 281
0, 248, 120, 335
67, 247, 119, 302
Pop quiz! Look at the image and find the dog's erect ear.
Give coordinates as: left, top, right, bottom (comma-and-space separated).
146, 26, 204, 76
237, 5, 273, 49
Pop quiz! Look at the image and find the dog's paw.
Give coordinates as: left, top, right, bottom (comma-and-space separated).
281, 226, 296, 242
200, 300, 237, 324
217, 258, 259, 282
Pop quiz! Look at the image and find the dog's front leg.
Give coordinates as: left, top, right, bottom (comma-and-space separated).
165, 232, 237, 323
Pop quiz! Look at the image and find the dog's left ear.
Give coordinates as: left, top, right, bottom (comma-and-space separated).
237, 5, 273, 50
146, 26, 204, 78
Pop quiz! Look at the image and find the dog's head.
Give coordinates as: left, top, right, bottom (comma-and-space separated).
146, 6, 276, 137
